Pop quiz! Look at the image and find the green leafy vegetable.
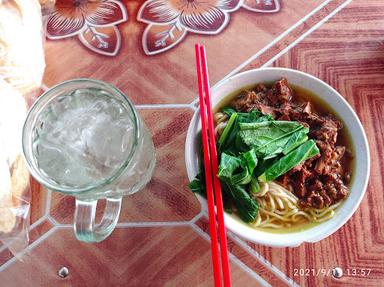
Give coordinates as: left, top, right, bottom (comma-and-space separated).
237, 110, 264, 123
239, 120, 303, 133
230, 165, 251, 185
219, 111, 273, 155
282, 128, 309, 155
188, 171, 205, 197
258, 139, 320, 182
223, 108, 263, 121
239, 121, 312, 160
189, 169, 234, 212
250, 177, 260, 194
219, 113, 238, 148
239, 121, 305, 158
221, 107, 237, 117
222, 182, 259, 222
218, 152, 253, 185
254, 158, 275, 177
218, 153, 243, 181
242, 149, 258, 175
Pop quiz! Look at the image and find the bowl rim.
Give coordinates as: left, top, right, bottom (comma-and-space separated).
185, 67, 370, 247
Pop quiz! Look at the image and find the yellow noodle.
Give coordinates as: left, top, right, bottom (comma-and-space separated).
268, 193, 276, 212
308, 201, 341, 218
254, 213, 262, 226
285, 199, 297, 210
215, 122, 227, 136
313, 211, 335, 222
262, 223, 289, 228
259, 208, 298, 222
276, 197, 285, 210
214, 112, 228, 135
214, 112, 227, 124
251, 181, 342, 229
291, 211, 312, 221
255, 182, 269, 197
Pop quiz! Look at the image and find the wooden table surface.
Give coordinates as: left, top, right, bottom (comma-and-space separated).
1, 0, 383, 286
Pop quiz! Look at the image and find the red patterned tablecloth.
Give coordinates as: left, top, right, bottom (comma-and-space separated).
1, 0, 383, 286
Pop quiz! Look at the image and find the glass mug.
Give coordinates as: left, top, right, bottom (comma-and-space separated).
22, 79, 155, 242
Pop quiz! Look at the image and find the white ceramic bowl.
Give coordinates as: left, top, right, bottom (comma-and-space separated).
185, 68, 370, 247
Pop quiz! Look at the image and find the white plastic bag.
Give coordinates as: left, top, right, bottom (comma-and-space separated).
0, 0, 47, 257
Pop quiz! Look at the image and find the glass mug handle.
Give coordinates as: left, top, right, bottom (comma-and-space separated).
74, 196, 122, 242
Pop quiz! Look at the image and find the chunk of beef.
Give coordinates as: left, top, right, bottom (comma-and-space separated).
253, 102, 275, 116
319, 190, 333, 206
334, 179, 349, 199
307, 179, 323, 192
285, 106, 302, 119
289, 162, 304, 174
310, 118, 341, 145
253, 84, 268, 93
290, 167, 312, 198
300, 113, 326, 127
232, 91, 259, 111
266, 78, 292, 106
278, 114, 291, 121
307, 191, 325, 209
303, 151, 321, 166
278, 174, 290, 188
326, 146, 345, 174
315, 143, 345, 175
231, 90, 277, 116
293, 181, 306, 198
325, 183, 338, 200
274, 78, 292, 104
275, 103, 291, 117
344, 172, 351, 184
314, 141, 333, 174
303, 102, 312, 114
334, 146, 346, 159
322, 173, 338, 184
298, 120, 310, 129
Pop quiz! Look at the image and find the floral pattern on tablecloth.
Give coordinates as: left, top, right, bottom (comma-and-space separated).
46, 0, 128, 56
138, 0, 280, 55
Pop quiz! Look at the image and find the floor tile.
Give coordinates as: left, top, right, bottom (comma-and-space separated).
195, 216, 290, 287
30, 179, 48, 224
237, 0, 349, 72
0, 219, 53, 267
0, 226, 263, 287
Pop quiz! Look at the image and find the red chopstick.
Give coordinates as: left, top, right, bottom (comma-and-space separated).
195, 43, 232, 287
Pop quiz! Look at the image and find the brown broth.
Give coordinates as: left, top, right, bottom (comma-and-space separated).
215, 82, 355, 233
215, 83, 355, 188
290, 84, 355, 188
232, 213, 321, 233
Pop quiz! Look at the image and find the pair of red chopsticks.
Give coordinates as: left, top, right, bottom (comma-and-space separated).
195, 44, 232, 287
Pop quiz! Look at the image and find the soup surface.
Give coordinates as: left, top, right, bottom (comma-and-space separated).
220, 82, 354, 232
190, 78, 354, 233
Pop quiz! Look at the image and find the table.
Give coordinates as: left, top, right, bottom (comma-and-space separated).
1, 0, 383, 286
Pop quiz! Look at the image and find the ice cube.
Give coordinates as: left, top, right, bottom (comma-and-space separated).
33, 87, 135, 188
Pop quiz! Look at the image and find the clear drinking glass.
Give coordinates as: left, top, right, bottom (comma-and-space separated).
22, 79, 155, 242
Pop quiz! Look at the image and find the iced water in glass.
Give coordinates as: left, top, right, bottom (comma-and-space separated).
23, 79, 155, 242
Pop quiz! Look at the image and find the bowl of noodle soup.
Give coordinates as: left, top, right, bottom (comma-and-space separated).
185, 68, 370, 247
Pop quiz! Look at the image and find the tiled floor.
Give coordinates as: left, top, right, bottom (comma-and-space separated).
2, 0, 384, 286
0, 227, 262, 287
